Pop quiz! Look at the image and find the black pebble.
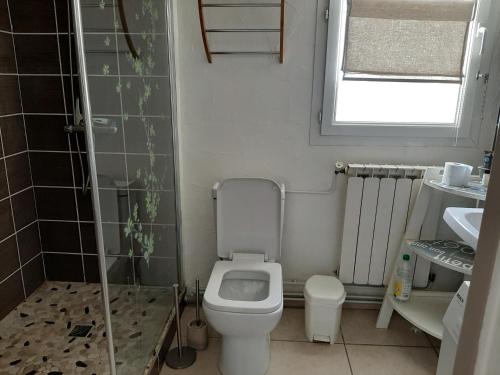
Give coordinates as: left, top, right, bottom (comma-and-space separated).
111, 309, 117, 315
67, 322, 71, 329
93, 290, 100, 295
42, 356, 48, 362
24, 341, 30, 346
51, 287, 58, 291
110, 297, 119, 304
148, 298, 156, 303
50, 303, 57, 307
91, 320, 96, 325
25, 370, 36, 375
102, 332, 106, 337
63, 348, 70, 353
69, 291, 77, 295
20, 312, 28, 318
141, 310, 147, 317
35, 298, 42, 303
84, 307, 89, 314
10, 359, 21, 365
60, 308, 67, 313
45, 321, 55, 325
129, 332, 142, 339
66, 284, 71, 290
76, 361, 87, 368
84, 343, 90, 349
68, 337, 75, 343
48, 372, 62, 375
25, 322, 34, 327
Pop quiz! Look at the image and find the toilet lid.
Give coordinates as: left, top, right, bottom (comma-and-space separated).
214, 178, 285, 261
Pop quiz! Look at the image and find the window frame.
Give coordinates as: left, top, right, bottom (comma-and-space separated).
320, 0, 487, 139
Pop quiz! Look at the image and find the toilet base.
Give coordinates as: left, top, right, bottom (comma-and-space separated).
219, 334, 270, 375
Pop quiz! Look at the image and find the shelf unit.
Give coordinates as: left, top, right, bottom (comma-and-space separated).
376, 167, 486, 339
197, 1, 285, 63
406, 240, 475, 276
389, 291, 454, 339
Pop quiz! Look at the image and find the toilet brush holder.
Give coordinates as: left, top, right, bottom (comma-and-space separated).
187, 278, 208, 350
187, 319, 208, 350
166, 284, 196, 369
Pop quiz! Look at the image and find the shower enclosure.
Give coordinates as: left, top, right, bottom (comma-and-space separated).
73, 0, 180, 373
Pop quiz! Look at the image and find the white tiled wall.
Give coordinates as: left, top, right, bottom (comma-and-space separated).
174, 0, 500, 289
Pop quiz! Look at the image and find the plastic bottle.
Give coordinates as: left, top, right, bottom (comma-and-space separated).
393, 254, 412, 301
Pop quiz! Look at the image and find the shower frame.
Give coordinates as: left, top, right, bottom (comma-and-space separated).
71, 0, 184, 373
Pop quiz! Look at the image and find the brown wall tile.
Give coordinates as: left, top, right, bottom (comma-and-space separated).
9, 0, 56, 33
0, 198, 14, 240
30, 151, 74, 187
0, 271, 24, 319
35, 187, 76, 220
19, 76, 65, 114
0, 115, 26, 156
5, 152, 31, 194
0, 32, 16, 73
39, 220, 80, 253
0, 161, 8, 199
0, 236, 19, 281
0, 76, 21, 115
43, 253, 84, 282
25, 115, 69, 151
22, 253, 44, 296
17, 222, 41, 264
11, 187, 36, 229
15, 34, 71, 74
0, 0, 10, 32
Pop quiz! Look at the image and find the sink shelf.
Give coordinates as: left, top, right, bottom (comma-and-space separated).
406, 240, 474, 275
424, 179, 487, 201
389, 291, 454, 339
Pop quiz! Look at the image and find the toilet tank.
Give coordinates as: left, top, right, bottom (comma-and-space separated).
213, 178, 285, 261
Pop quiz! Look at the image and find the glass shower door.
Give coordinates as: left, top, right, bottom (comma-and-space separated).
72, 0, 179, 373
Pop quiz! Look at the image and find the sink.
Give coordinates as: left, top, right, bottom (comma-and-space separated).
443, 207, 483, 250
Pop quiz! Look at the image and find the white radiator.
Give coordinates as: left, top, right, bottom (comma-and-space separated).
339, 164, 431, 287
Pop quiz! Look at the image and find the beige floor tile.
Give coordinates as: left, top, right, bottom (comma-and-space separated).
161, 338, 222, 375
346, 345, 438, 375
268, 341, 351, 375
341, 309, 431, 346
271, 307, 343, 343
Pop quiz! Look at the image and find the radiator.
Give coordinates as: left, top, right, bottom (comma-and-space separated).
339, 164, 431, 287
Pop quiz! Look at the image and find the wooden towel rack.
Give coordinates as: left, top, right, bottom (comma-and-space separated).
197, 1, 285, 64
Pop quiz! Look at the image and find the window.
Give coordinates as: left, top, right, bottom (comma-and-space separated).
321, 0, 490, 138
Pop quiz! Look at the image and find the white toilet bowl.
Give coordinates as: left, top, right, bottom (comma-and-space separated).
204, 178, 286, 375
203, 257, 283, 375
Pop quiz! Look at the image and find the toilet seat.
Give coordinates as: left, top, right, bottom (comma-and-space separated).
204, 259, 282, 315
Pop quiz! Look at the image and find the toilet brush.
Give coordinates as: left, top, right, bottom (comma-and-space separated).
166, 284, 196, 369
187, 278, 208, 350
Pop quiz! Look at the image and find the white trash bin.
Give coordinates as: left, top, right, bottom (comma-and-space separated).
304, 275, 346, 344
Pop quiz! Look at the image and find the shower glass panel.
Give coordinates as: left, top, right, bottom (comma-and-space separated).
73, 0, 179, 373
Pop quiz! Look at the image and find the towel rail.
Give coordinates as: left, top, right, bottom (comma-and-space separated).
197, 0, 284, 63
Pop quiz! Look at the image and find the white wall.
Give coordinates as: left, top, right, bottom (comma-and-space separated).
174, 0, 499, 289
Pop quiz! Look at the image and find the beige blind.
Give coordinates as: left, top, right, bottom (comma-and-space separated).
344, 0, 476, 78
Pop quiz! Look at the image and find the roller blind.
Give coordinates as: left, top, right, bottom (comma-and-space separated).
344, 0, 476, 79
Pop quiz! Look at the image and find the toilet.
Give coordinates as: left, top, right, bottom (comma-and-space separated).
203, 178, 285, 375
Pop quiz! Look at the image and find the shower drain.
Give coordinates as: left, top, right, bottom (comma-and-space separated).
68, 325, 93, 338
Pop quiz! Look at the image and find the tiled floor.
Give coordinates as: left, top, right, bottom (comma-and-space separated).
0, 281, 171, 375
161, 306, 439, 375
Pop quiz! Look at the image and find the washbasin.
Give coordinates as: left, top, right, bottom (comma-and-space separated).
443, 207, 483, 250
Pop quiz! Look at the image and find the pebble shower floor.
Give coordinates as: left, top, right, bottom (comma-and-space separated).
0, 281, 170, 374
